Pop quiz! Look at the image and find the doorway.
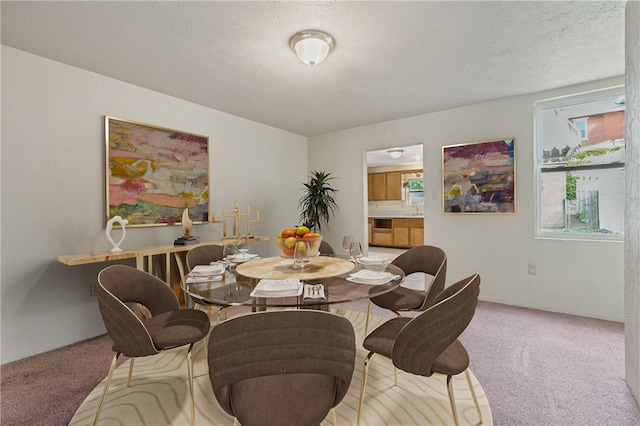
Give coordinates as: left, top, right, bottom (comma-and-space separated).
365, 144, 424, 253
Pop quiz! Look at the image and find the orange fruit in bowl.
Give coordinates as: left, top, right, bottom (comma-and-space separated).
283, 247, 294, 256
281, 228, 296, 238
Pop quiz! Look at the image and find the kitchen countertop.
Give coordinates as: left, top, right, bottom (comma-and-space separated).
369, 214, 423, 218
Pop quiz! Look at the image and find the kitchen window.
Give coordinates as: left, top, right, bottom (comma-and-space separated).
406, 178, 424, 205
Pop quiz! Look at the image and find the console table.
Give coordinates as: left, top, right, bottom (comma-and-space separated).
57, 237, 269, 286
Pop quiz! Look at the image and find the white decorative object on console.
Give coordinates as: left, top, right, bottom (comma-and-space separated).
105, 215, 128, 252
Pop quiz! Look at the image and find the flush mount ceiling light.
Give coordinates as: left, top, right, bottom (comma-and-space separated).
387, 149, 404, 159
290, 30, 335, 66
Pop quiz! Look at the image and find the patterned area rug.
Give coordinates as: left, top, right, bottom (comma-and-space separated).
70, 309, 492, 425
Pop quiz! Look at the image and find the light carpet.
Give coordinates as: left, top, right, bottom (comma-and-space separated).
70, 309, 492, 425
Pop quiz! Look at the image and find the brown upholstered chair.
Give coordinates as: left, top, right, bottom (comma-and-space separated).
177, 244, 251, 321
357, 273, 482, 426
186, 244, 225, 270
95, 265, 210, 426
319, 240, 336, 256
174, 244, 226, 307
208, 310, 356, 426
363, 245, 447, 337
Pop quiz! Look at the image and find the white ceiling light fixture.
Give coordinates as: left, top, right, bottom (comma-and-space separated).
387, 149, 404, 159
290, 30, 335, 66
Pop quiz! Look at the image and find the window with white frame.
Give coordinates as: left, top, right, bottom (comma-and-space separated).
573, 117, 589, 140
535, 87, 625, 239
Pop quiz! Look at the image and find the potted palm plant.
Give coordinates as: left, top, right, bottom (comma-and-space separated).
298, 171, 339, 233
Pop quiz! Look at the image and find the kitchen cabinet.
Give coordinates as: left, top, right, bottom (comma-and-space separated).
386, 172, 403, 200
371, 218, 394, 246
372, 228, 393, 246
369, 217, 424, 248
369, 171, 403, 201
370, 173, 386, 200
392, 218, 424, 248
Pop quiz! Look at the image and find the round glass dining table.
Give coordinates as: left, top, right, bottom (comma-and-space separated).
183, 255, 404, 310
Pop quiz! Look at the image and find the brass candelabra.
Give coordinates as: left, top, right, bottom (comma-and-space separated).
215, 199, 260, 238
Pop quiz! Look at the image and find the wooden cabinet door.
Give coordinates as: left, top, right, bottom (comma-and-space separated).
371, 173, 387, 200
393, 227, 409, 247
367, 174, 373, 201
372, 229, 393, 246
386, 172, 403, 200
410, 227, 424, 246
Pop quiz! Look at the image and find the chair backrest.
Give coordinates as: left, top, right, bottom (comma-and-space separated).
392, 273, 480, 377
97, 264, 180, 357
208, 310, 356, 426
319, 240, 335, 256
391, 245, 447, 309
186, 244, 225, 271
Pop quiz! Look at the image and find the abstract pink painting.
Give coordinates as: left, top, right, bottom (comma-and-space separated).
105, 117, 209, 226
442, 138, 516, 214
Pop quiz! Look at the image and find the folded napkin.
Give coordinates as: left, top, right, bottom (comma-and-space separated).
186, 274, 223, 284
255, 279, 302, 291
229, 253, 259, 261
190, 264, 225, 276
348, 270, 400, 284
357, 256, 388, 264
350, 270, 393, 280
303, 284, 326, 301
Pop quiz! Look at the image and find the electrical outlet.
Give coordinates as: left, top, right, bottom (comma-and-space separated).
528, 263, 537, 275
89, 281, 97, 296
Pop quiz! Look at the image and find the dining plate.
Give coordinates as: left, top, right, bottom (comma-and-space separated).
225, 253, 259, 263
357, 256, 389, 265
186, 275, 224, 284
255, 279, 301, 291
347, 270, 399, 285
189, 264, 225, 277
250, 282, 303, 298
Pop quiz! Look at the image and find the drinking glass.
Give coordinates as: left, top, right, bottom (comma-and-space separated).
236, 236, 249, 259
294, 241, 311, 269
223, 244, 237, 271
349, 241, 363, 264
342, 236, 353, 254
223, 243, 237, 260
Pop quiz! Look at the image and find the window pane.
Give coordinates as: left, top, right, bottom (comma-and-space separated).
540, 168, 624, 235
536, 89, 625, 239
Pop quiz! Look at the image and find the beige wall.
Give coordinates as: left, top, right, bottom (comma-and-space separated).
624, 0, 640, 406
0, 46, 307, 363
309, 76, 626, 323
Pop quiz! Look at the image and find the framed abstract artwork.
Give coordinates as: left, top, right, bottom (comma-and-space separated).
442, 138, 516, 214
105, 116, 209, 227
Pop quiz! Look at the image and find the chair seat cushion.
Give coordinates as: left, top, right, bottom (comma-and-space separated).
364, 319, 469, 377
231, 373, 336, 426
363, 317, 411, 357
431, 339, 469, 376
144, 309, 210, 350
369, 285, 425, 311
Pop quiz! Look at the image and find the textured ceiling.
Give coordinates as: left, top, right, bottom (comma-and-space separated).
0, 1, 626, 137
